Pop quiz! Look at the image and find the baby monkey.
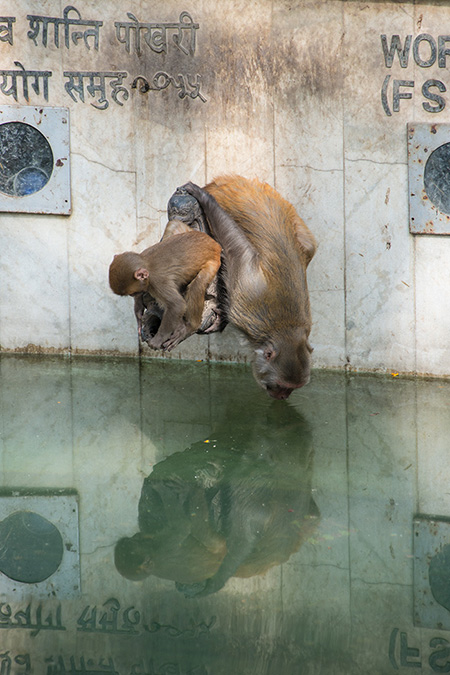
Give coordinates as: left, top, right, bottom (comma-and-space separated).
109, 222, 222, 352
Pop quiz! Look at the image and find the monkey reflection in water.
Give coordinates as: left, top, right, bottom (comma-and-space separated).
114, 401, 319, 597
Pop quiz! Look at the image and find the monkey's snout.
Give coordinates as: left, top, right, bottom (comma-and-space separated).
267, 387, 294, 400
266, 376, 310, 400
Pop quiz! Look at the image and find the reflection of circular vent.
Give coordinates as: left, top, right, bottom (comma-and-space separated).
429, 542, 450, 613
0, 121, 53, 197
0, 511, 64, 583
424, 142, 450, 215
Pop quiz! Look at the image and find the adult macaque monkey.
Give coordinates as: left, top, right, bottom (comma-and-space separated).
109, 225, 222, 351
182, 176, 317, 400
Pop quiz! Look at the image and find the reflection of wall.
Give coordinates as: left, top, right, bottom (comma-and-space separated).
0, 1, 449, 378
1, 356, 450, 671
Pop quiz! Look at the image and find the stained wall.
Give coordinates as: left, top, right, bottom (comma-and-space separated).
1, 1, 449, 376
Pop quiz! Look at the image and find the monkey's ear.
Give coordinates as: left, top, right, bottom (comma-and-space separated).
134, 267, 149, 281
264, 344, 276, 361
294, 218, 317, 266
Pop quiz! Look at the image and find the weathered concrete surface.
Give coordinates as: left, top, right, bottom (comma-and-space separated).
1, 1, 450, 377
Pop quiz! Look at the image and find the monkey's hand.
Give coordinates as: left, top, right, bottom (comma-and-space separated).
180, 182, 250, 262
175, 576, 225, 598
199, 308, 222, 334
149, 324, 191, 352
175, 580, 207, 597
179, 182, 205, 204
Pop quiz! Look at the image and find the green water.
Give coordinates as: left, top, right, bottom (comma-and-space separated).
0, 354, 449, 674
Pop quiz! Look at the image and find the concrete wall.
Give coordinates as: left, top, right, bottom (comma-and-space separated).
1, 0, 450, 376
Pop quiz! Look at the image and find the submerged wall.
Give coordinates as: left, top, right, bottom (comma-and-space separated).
1, 0, 450, 376
1, 356, 450, 673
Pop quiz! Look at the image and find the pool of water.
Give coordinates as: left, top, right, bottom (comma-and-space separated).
0, 354, 449, 674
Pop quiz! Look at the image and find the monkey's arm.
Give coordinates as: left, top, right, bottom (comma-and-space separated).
181, 182, 257, 266
153, 258, 220, 351
176, 490, 264, 597
133, 293, 148, 335
177, 531, 254, 598
184, 252, 221, 333
148, 280, 188, 351
161, 220, 192, 240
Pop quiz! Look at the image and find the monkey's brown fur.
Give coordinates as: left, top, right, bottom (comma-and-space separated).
183, 175, 317, 399
109, 228, 221, 352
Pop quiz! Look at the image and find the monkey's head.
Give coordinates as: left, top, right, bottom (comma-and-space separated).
109, 252, 150, 296
252, 330, 312, 400
114, 534, 154, 580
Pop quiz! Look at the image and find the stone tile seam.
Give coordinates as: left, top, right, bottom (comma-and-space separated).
345, 157, 406, 167
279, 163, 343, 174
310, 288, 345, 293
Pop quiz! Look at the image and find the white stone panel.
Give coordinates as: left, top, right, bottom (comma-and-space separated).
416, 380, 450, 514
70, 358, 143, 555
309, 289, 346, 369
68, 153, 138, 354
0, 356, 74, 486
208, 325, 254, 365
343, 2, 415, 163
347, 376, 417, 585
277, 164, 346, 367
273, 0, 344, 175
0, 215, 70, 351
345, 160, 415, 372
415, 236, 450, 376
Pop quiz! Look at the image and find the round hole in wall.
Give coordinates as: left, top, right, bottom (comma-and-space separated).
0, 511, 64, 583
424, 142, 450, 215
0, 121, 53, 197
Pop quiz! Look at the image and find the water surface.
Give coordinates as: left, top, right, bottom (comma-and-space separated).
0, 355, 449, 674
